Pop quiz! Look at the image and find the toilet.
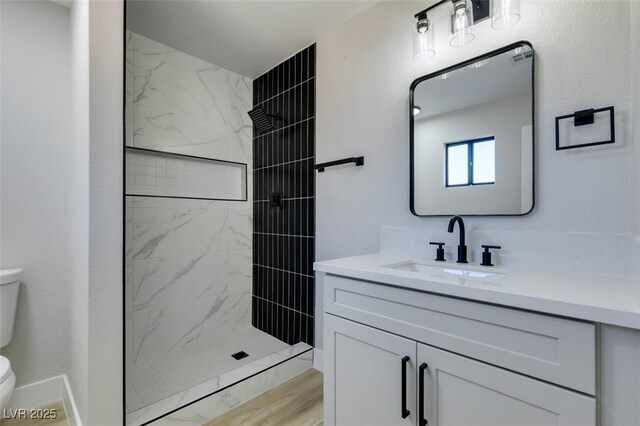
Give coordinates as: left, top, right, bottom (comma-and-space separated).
0, 269, 21, 409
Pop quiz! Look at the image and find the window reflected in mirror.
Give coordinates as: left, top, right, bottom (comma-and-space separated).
445, 137, 495, 187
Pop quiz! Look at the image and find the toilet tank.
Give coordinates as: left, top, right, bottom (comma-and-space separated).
0, 269, 22, 348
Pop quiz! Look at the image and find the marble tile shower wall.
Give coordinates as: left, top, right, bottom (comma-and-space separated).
126, 33, 251, 161
252, 44, 316, 346
125, 32, 253, 364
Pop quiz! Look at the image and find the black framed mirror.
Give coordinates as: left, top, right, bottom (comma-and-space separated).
410, 41, 535, 216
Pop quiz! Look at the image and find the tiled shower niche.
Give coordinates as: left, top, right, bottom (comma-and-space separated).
125, 148, 247, 200
252, 44, 316, 346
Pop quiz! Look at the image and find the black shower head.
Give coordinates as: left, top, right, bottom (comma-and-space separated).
247, 106, 274, 133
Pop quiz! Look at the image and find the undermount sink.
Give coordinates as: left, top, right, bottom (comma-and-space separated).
383, 261, 505, 279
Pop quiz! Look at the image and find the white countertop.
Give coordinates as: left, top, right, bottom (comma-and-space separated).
314, 253, 640, 330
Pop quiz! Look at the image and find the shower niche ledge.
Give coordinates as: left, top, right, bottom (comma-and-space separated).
125, 146, 247, 201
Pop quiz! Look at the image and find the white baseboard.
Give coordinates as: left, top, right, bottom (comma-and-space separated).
313, 348, 324, 373
6, 375, 81, 426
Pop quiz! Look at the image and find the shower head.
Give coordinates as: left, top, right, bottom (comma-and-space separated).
247, 106, 275, 133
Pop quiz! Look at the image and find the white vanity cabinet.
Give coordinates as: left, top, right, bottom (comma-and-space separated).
417, 344, 595, 426
324, 314, 416, 426
323, 274, 597, 426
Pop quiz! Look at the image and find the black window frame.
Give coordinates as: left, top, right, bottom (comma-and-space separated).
445, 136, 496, 188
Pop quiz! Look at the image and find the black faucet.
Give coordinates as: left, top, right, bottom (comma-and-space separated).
447, 216, 468, 263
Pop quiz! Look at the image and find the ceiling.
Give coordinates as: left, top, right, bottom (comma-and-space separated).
127, 0, 377, 78
414, 47, 532, 119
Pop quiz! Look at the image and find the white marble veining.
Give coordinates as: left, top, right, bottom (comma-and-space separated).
228, 207, 252, 251
145, 348, 313, 426
127, 198, 255, 361
133, 292, 230, 360
229, 249, 252, 292
228, 289, 252, 330
132, 105, 230, 159
227, 74, 253, 165
132, 206, 229, 259
132, 252, 229, 310
124, 31, 304, 425
125, 30, 257, 404
126, 334, 312, 426
128, 32, 252, 162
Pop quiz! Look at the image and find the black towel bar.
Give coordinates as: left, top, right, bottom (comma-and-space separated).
315, 156, 364, 172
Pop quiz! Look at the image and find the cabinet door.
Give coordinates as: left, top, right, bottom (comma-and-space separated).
417, 343, 596, 426
324, 314, 417, 426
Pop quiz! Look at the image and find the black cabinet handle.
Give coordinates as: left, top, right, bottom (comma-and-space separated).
401, 356, 410, 419
419, 363, 429, 426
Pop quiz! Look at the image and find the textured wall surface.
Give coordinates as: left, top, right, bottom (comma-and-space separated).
316, 0, 633, 260
252, 45, 316, 346
68, 0, 90, 419
85, 0, 124, 423
0, 0, 71, 388
125, 33, 253, 365
633, 0, 640, 238
315, 0, 635, 350
66, 0, 124, 423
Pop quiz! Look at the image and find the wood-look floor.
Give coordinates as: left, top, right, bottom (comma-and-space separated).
204, 369, 323, 426
2, 401, 68, 426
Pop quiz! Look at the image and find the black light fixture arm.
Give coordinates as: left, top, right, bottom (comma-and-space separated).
414, 0, 481, 18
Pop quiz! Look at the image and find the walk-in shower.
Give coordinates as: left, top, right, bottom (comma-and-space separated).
124, 2, 315, 424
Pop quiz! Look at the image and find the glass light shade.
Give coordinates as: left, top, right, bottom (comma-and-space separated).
491, 0, 521, 29
450, 0, 474, 47
413, 18, 435, 60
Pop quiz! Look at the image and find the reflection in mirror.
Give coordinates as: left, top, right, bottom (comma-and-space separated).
410, 42, 534, 216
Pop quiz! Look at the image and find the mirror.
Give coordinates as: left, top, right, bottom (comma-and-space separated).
410, 41, 534, 216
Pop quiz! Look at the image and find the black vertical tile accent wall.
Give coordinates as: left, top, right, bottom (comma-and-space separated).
252, 44, 315, 347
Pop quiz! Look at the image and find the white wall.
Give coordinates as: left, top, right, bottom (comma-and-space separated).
68, 0, 123, 424
86, 1, 123, 423
0, 0, 71, 387
68, 0, 89, 420
315, 0, 635, 349
633, 0, 640, 238
316, 0, 632, 259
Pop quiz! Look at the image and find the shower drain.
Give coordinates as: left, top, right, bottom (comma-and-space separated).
231, 351, 249, 360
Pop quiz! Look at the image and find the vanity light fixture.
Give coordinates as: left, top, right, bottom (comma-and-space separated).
413, 0, 521, 60
413, 12, 436, 60
450, 0, 474, 47
413, 106, 422, 116
491, 0, 521, 29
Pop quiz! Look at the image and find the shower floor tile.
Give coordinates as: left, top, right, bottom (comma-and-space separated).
126, 326, 290, 413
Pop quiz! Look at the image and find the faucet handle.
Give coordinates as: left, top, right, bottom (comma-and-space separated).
481, 245, 502, 267
429, 242, 446, 262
